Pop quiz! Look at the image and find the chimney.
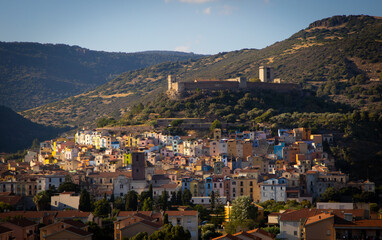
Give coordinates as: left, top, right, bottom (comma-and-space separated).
344, 213, 353, 222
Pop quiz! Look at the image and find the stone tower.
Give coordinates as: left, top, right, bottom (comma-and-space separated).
168, 75, 177, 91
259, 66, 274, 83
132, 151, 145, 180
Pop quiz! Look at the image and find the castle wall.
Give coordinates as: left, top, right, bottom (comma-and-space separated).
182, 81, 239, 91
246, 82, 300, 92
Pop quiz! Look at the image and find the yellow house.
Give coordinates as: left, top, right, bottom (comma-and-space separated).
125, 135, 139, 148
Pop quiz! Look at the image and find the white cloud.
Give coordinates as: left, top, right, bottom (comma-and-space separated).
203, 7, 211, 15
220, 5, 235, 15
179, 0, 215, 3
175, 45, 191, 52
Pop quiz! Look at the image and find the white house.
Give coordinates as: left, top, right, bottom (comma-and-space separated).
260, 178, 287, 202
51, 192, 80, 210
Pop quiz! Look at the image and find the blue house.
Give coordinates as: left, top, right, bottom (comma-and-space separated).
274, 142, 285, 160
181, 177, 193, 192
205, 176, 213, 196
111, 141, 120, 149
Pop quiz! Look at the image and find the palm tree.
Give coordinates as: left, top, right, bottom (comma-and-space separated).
33, 191, 50, 211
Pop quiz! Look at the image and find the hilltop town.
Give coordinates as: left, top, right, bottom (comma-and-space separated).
0, 121, 380, 239
0, 13, 381, 240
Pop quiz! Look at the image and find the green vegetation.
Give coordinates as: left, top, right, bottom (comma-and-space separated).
225, 196, 259, 234
22, 15, 382, 128
0, 105, 67, 153
79, 189, 92, 212
319, 187, 379, 203
130, 224, 191, 240
33, 191, 51, 211
93, 198, 111, 218
259, 200, 311, 214
0, 42, 205, 111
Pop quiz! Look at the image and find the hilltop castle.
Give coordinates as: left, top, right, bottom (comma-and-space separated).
167, 66, 299, 98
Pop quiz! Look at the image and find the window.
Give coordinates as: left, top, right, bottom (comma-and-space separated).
327, 230, 330, 236
294, 231, 297, 236
240, 181, 243, 186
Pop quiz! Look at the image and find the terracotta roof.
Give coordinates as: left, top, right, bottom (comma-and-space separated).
117, 211, 157, 221
65, 226, 93, 236
0, 225, 12, 234
212, 233, 241, 240
62, 219, 87, 228
165, 210, 198, 216
280, 208, 365, 222
56, 210, 92, 218
334, 219, 382, 228
7, 218, 37, 227
60, 192, 75, 195
233, 231, 261, 240
247, 228, 276, 238
121, 219, 162, 230
305, 212, 334, 226
0, 195, 23, 206
160, 183, 179, 189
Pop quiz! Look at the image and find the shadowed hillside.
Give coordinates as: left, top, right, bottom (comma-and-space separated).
0, 105, 68, 153
0, 42, 205, 111
22, 15, 382, 128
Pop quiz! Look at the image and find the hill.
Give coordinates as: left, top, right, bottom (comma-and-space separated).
0, 105, 67, 153
22, 15, 382, 128
0, 42, 205, 111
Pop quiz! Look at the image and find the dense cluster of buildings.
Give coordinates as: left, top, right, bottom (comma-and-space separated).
0, 124, 379, 239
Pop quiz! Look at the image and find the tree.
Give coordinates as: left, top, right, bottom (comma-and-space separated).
130, 232, 148, 240
171, 191, 177, 206
176, 190, 182, 205
79, 189, 92, 212
210, 119, 222, 131
161, 191, 169, 211
125, 190, 138, 211
149, 184, 153, 199
142, 197, 153, 211
261, 226, 280, 236
182, 189, 192, 206
201, 224, 222, 240
58, 181, 80, 193
194, 205, 210, 222
148, 224, 191, 240
114, 197, 125, 211
163, 213, 169, 225
33, 191, 50, 211
93, 198, 110, 218
230, 196, 258, 221
0, 202, 12, 212
30, 138, 40, 151
210, 191, 215, 212
320, 187, 340, 202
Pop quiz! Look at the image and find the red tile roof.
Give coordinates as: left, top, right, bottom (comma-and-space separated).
280, 208, 365, 222
0, 225, 12, 234
62, 219, 87, 228
7, 218, 37, 227
212, 233, 241, 240
334, 219, 382, 228
65, 226, 92, 236
247, 228, 276, 238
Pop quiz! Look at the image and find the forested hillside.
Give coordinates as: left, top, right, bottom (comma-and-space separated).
22, 15, 382, 128
0, 105, 67, 153
0, 42, 205, 111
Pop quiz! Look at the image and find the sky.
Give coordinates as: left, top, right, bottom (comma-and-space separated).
0, 0, 381, 55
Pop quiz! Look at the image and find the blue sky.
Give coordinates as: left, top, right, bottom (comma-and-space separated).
0, 0, 381, 54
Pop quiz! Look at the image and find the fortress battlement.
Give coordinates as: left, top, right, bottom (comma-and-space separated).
167, 66, 300, 98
